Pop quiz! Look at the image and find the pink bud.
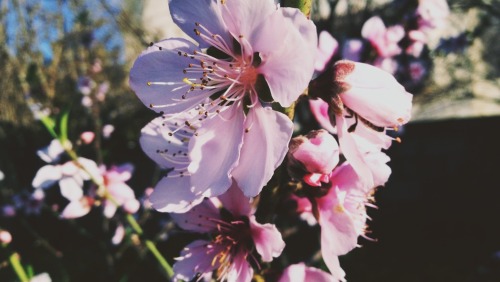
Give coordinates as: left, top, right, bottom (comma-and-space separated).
335, 60, 412, 127
288, 130, 339, 181
80, 131, 95, 144
0, 230, 12, 244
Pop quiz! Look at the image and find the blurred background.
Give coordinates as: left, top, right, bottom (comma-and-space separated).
1, 0, 500, 281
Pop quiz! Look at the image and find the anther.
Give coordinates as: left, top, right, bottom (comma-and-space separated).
147, 82, 152, 86
194, 29, 201, 36
149, 42, 154, 47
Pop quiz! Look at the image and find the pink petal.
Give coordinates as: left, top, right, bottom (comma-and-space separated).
249, 216, 285, 262
335, 115, 374, 188
279, 263, 334, 282
361, 16, 386, 43
170, 0, 231, 49
252, 7, 317, 107
140, 115, 193, 169
220, 0, 275, 46
188, 106, 245, 198
170, 199, 220, 233
226, 253, 254, 282
338, 61, 413, 127
292, 129, 339, 175
309, 98, 336, 133
173, 240, 220, 281
315, 31, 338, 72
149, 175, 204, 213
108, 183, 135, 204
232, 105, 293, 197
319, 248, 346, 282
103, 202, 117, 218
217, 181, 251, 217
129, 38, 210, 114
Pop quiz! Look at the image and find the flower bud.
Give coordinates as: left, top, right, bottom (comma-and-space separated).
287, 129, 339, 186
0, 230, 12, 244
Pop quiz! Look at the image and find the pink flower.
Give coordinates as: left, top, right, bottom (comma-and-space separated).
311, 162, 382, 281
361, 16, 405, 58
100, 163, 138, 218
416, 0, 449, 30
170, 183, 285, 282
309, 99, 336, 133
315, 31, 338, 72
279, 263, 334, 282
287, 129, 339, 187
131, 0, 317, 201
309, 60, 411, 187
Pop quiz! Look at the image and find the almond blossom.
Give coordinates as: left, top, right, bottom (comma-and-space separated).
130, 0, 317, 203
100, 163, 139, 218
170, 184, 285, 282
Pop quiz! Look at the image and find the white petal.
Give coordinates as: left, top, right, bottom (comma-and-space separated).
32, 165, 62, 189
59, 177, 84, 201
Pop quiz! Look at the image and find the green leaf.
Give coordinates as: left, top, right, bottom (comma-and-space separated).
282, 0, 312, 17
40, 115, 58, 139
59, 108, 70, 144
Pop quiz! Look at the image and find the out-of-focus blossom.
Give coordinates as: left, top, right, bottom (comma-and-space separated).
91, 58, 102, 74
81, 96, 93, 108
0, 230, 12, 244
29, 272, 52, 282
102, 124, 115, 139
2, 205, 16, 217
315, 31, 338, 72
0, 169, 4, 181
32, 158, 102, 202
37, 140, 66, 163
170, 184, 285, 282
408, 60, 427, 82
287, 129, 339, 187
60, 197, 92, 219
341, 39, 363, 62
373, 56, 399, 75
96, 82, 109, 102
309, 60, 411, 187
361, 16, 405, 58
416, 0, 449, 30
279, 263, 334, 282
141, 187, 154, 210
131, 0, 316, 202
77, 76, 96, 96
100, 163, 138, 218
112, 224, 126, 245
80, 131, 95, 144
25, 93, 51, 120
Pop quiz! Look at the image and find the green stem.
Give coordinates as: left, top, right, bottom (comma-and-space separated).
125, 214, 173, 278
8, 253, 29, 282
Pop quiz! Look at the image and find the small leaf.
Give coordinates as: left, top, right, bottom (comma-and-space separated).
40, 115, 58, 139
282, 0, 312, 17
59, 108, 70, 144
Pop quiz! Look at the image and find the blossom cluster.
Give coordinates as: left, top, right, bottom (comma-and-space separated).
129, 0, 413, 281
